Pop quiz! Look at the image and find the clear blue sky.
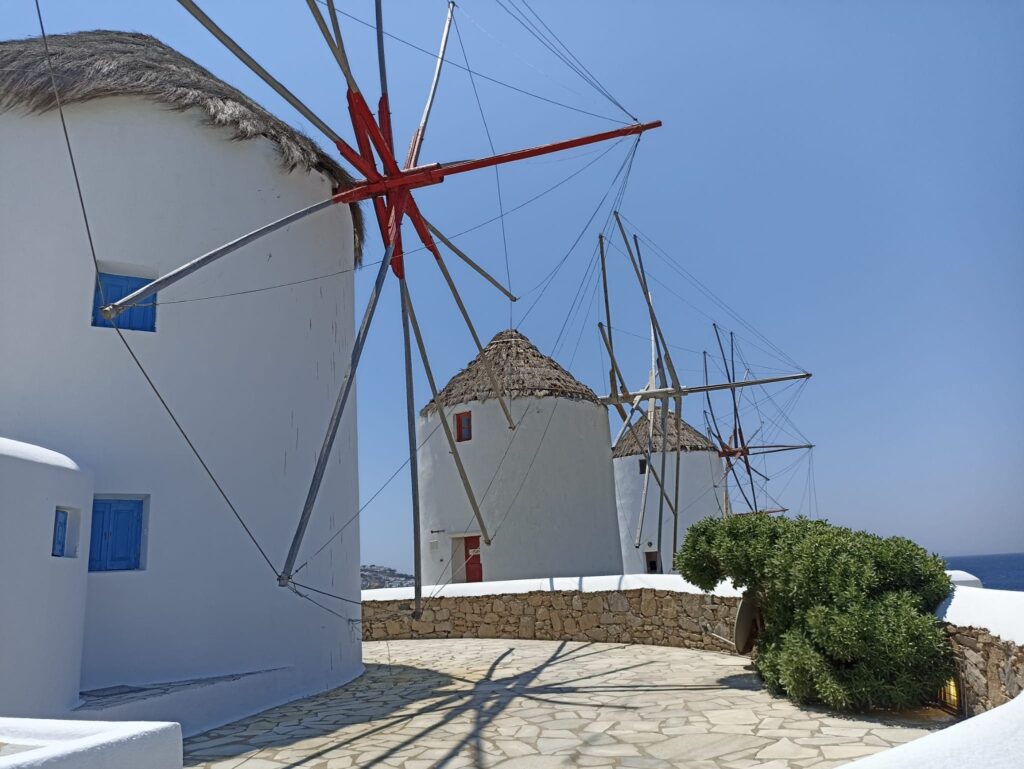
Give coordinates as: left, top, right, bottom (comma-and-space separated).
8, 1, 1023, 564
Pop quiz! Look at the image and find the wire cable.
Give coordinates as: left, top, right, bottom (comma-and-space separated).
35, 0, 278, 576
315, 0, 627, 124
452, 14, 513, 327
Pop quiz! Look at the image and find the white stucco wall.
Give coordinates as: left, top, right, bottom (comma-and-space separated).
0, 439, 94, 717
0, 717, 181, 769
614, 449, 725, 574
0, 97, 361, 723
417, 397, 623, 585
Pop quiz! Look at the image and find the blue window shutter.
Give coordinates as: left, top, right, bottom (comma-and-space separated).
92, 273, 156, 332
52, 509, 68, 557
89, 500, 110, 571
89, 499, 143, 571
106, 500, 143, 571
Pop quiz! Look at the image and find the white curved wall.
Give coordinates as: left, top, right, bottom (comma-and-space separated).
0, 438, 94, 716
417, 398, 623, 585
614, 449, 725, 574
0, 97, 360, 720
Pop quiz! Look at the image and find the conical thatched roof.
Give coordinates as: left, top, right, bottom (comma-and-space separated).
0, 30, 363, 260
612, 407, 716, 457
421, 330, 599, 415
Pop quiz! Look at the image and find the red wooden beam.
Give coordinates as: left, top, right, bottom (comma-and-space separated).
333, 121, 661, 207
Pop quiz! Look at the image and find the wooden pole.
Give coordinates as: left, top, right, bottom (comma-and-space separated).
305, 0, 359, 94
599, 234, 627, 421
405, 2, 456, 169
636, 393, 657, 550
425, 220, 517, 301
600, 372, 812, 405
400, 278, 423, 618
278, 238, 397, 585
401, 280, 491, 545
102, 196, 337, 319
177, 0, 364, 166
598, 323, 678, 517
434, 256, 517, 430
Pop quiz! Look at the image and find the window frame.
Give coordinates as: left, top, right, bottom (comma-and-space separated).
52, 508, 69, 557
91, 272, 157, 332
89, 496, 147, 572
454, 411, 473, 443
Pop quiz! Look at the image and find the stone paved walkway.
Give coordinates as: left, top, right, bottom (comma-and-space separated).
184, 639, 953, 769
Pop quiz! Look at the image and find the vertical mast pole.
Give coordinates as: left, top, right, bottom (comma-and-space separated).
400, 287, 423, 618
376, 0, 421, 616
599, 233, 627, 420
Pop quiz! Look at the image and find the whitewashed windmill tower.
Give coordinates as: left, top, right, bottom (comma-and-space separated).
597, 214, 813, 573
612, 408, 724, 573
0, 30, 363, 725
417, 330, 624, 584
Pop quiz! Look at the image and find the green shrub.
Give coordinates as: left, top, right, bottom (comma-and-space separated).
674, 515, 953, 712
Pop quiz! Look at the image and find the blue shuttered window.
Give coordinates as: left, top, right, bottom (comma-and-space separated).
52, 509, 68, 557
89, 499, 143, 572
91, 273, 156, 332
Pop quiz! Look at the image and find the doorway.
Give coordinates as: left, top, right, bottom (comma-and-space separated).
464, 536, 483, 583
644, 550, 661, 574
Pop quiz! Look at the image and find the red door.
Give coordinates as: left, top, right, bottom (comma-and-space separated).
464, 536, 483, 583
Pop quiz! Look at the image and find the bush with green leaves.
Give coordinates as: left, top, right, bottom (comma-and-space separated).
674, 515, 953, 711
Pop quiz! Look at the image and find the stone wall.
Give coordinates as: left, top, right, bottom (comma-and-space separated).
362, 589, 739, 654
363, 588, 1024, 719
946, 624, 1024, 716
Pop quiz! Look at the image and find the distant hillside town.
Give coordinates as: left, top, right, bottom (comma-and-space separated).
361, 564, 415, 590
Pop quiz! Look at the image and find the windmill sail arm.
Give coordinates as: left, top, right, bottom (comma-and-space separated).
600, 372, 811, 405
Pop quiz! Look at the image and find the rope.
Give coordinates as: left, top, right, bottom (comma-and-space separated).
518, 0, 636, 120
315, 0, 627, 125
452, 14, 513, 327
516, 137, 639, 326
493, 0, 635, 121
619, 213, 804, 371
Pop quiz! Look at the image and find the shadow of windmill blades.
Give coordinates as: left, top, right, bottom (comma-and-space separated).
185, 641, 736, 769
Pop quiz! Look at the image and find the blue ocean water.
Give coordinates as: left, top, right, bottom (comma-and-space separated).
944, 552, 1024, 591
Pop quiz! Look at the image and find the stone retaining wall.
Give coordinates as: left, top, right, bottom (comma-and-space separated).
362, 589, 739, 654
946, 625, 1024, 716
363, 589, 1024, 718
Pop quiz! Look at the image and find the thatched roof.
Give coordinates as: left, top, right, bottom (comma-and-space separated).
422, 329, 599, 415
612, 407, 716, 457
0, 30, 363, 260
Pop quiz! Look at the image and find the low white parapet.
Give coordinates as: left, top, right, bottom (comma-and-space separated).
362, 573, 742, 602
0, 718, 181, 769
945, 569, 982, 588
846, 691, 1024, 769
363, 570, 986, 604
935, 583, 1024, 646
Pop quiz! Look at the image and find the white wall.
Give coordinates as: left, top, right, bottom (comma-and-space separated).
0, 717, 181, 769
417, 398, 624, 585
0, 98, 361, 721
614, 450, 725, 574
0, 439, 94, 717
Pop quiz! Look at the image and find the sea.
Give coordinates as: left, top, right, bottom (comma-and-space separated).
944, 552, 1024, 592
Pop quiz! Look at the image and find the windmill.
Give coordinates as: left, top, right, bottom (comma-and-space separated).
597, 214, 813, 570
703, 324, 814, 517
97, 0, 661, 615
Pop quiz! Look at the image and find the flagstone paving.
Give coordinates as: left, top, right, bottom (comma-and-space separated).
183, 639, 954, 769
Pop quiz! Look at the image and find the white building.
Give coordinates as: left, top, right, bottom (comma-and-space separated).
0, 31, 363, 734
417, 330, 624, 584
613, 408, 725, 574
